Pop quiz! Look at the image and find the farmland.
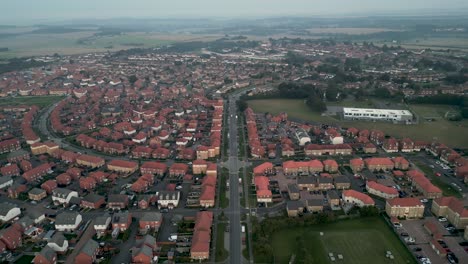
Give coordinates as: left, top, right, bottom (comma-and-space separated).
0, 95, 65, 109
248, 99, 468, 147
0, 31, 222, 59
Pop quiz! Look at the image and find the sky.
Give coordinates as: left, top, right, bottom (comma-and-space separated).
2, 0, 468, 24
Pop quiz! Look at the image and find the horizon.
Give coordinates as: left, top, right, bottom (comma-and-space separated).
2, 0, 468, 25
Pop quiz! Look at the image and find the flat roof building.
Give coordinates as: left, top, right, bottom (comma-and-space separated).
343, 107, 413, 123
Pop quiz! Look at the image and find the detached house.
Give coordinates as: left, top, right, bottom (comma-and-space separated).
0, 202, 21, 222
55, 212, 82, 232
52, 188, 78, 206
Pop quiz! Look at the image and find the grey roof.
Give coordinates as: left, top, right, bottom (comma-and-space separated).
83, 193, 104, 203
307, 199, 324, 207
17, 216, 34, 229
94, 214, 111, 225
28, 208, 45, 219
328, 190, 340, 200
287, 183, 299, 193
7, 149, 29, 158
38, 246, 56, 261
79, 239, 99, 256
318, 177, 333, 184
140, 212, 162, 223
112, 211, 130, 224
287, 200, 304, 211
29, 187, 45, 195
136, 234, 156, 248
0, 202, 17, 216
52, 188, 73, 197
69, 196, 82, 205
55, 212, 80, 225
0, 176, 13, 185
108, 194, 128, 203
297, 177, 316, 185
334, 176, 350, 184
49, 232, 67, 247
132, 245, 153, 258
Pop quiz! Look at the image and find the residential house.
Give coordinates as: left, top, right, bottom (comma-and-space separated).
47, 232, 69, 253
157, 191, 180, 209
342, 190, 375, 207
112, 211, 132, 231
52, 188, 78, 206
431, 196, 468, 229
107, 194, 129, 210
366, 181, 399, 199
74, 239, 99, 264
33, 246, 57, 264
385, 198, 424, 219
55, 212, 82, 232
139, 212, 162, 234
286, 201, 305, 217
0, 202, 21, 222
28, 188, 47, 201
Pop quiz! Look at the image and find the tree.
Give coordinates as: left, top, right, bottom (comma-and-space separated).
325, 81, 340, 101
359, 206, 379, 217
128, 75, 137, 85
237, 100, 248, 112
306, 96, 327, 112
374, 87, 391, 98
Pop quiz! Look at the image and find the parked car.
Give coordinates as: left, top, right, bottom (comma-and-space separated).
393, 223, 402, 228
400, 232, 409, 237
447, 253, 458, 264
438, 217, 447, 222
413, 247, 422, 252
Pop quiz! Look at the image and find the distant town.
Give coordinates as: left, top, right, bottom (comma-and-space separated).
0, 35, 467, 264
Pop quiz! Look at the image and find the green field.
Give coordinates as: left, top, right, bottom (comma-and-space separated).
0, 32, 222, 59
248, 99, 468, 148
0, 95, 64, 108
215, 223, 229, 262
263, 218, 416, 264
377, 37, 468, 51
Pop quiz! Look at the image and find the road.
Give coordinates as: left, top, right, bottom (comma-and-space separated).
226, 93, 243, 264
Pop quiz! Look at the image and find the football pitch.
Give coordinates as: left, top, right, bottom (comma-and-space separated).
265, 217, 416, 264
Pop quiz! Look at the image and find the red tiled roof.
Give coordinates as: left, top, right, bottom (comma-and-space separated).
108, 160, 138, 169
434, 196, 468, 217
364, 158, 394, 166
343, 190, 374, 205
367, 181, 398, 195
387, 197, 423, 207
253, 162, 273, 176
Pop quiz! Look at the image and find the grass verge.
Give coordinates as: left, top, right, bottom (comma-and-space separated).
215, 223, 229, 262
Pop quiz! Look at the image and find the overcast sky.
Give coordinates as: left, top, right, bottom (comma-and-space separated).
3, 0, 468, 24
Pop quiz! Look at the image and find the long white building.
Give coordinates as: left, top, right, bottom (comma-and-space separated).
343, 107, 413, 123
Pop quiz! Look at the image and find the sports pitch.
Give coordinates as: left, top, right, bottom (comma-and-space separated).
265, 218, 416, 264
